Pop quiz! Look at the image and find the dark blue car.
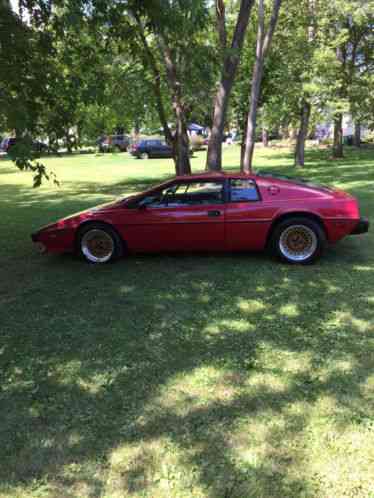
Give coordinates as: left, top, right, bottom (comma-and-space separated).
130, 139, 173, 159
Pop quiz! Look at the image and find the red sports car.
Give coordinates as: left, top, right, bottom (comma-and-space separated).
31, 171, 369, 264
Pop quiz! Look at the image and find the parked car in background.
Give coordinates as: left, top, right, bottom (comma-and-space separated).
0, 137, 48, 153
130, 139, 174, 159
31, 171, 369, 265
98, 134, 130, 153
0, 137, 16, 152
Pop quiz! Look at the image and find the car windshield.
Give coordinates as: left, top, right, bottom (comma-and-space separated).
124, 180, 174, 206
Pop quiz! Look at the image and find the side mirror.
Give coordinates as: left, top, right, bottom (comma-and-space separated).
137, 196, 161, 209
137, 199, 149, 209
161, 187, 176, 205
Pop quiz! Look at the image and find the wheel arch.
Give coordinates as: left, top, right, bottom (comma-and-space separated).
266, 211, 327, 247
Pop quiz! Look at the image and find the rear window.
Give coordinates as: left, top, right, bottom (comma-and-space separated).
230, 179, 259, 202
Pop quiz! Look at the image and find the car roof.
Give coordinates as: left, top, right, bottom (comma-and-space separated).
173, 171, 256, 181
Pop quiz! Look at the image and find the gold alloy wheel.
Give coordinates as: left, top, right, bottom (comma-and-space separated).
81, 229, 114, 263
279, 224, 318, 262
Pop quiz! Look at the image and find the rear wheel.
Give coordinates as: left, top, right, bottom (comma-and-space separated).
77, 223, 123, 263
270, 217, 326, 264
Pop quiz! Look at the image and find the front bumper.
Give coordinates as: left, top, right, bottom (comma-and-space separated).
31, 232, 47, 253
350, 217, 369, 235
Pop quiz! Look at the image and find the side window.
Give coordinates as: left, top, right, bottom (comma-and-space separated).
129, 181, 224, 208
184, 182, 224, 204
138, 181, 224, 207
139, 184, 179, 208
230, 179, 259, 202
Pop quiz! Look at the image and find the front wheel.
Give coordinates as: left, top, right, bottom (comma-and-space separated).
140, 152, 149, 159
270, 217, 326, 264
77, 223, 123, 263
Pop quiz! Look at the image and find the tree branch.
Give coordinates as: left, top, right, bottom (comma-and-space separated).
231, 0, 255, 52
262, 0, 282, 58
216, 0, 227, 50
132, 13, 174, 145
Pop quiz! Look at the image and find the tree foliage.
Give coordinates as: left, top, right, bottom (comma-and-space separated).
1, 0, 373, 183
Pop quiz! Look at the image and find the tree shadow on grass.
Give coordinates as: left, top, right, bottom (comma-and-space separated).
1, 246, 374, 496
1, 149, 374, 497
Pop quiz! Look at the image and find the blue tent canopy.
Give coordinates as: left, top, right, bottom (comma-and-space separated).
188, 123, 205, 132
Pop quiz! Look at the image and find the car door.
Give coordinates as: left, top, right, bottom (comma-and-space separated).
225, 178, 273, 250
159, 142, 173, 158
151, 140, 167, 158
123, 180, 226, 252
146, 140, 161, 157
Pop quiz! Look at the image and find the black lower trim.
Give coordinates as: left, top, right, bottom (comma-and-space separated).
350, 217, 369, 235
31, 232, 39, 242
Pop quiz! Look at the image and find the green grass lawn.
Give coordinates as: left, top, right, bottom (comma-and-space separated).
1, 145, 374, 498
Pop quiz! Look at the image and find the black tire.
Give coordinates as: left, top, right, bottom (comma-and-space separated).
140, 152, 149, 159
270, 217, 326, 264
77, 222, 123, 264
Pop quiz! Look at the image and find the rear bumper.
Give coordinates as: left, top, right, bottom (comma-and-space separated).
350, 217, 369, 235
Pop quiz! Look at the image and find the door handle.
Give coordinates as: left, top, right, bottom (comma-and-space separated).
207, 210, 221, 217
268, 185, 280, 195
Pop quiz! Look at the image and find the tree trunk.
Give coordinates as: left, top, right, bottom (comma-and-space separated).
242, 57, 263, 172
333, 113, 343, 158
172, 101, 191, 176
77, 125, 82, 149
134, 14, 174, 150
48, 134, 56, 155
65, 132, 73, 154
239, 110, 249, 169
262, 127, 269, 147
354, 121, 361, 147
207, 78, 234, 171
132, 121, 140, 143
294, 100, 311, 167
242, 0, 265, 173
157, 40, 191, 175
206, 0, 254, 171
135, 16, 190, 173
242, 0, 282, 173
